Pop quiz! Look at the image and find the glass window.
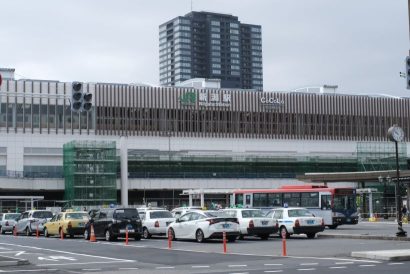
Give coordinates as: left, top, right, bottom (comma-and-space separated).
224, 210, 237, 217
114, 208, 139, 219
273, 210, 283, 219
179, 213, 191, 222
5, 214, 20, 220
32, 211, 53, 219
333, 195, 356, 211
321, 195, 332, 210
65, 213, 89, 220
253, 193, 268, 207
149, 211, 173, 219
268, 193, 282, 207
241, 209, 264, 218
288, 209, 314, 217
283, 193, 300, 207
301, 192, 319, 208
235, 194, 243, 206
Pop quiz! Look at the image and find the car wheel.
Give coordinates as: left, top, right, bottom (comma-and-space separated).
0, 226, 5, 235
143, 227, 151, 239
195, 229, 205, 243
328, 225, 338, 229
168, 228, 176, 241
280, 226, 290, 239
238, 234, 244, 240
70, 234, 74, 238
25, 227, 32, 237
306, 233, 316, 239
105, 230, 113, 241
259, 234, 270, 240
135, 234, 141, 241
84, 229, 90, 240
228, 236, 237, 242
44, 228, 49, 238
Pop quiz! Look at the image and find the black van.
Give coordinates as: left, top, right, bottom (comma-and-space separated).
84, 208, 142, 241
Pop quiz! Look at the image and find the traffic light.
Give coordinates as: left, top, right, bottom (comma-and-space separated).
82, 91, 92, 111
406, 56, 410, 89
71, 81, 83, 112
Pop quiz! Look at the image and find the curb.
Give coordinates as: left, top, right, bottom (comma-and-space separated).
351, 250, 410, 261
318, 233, 410, 241
0, 255, 29, 267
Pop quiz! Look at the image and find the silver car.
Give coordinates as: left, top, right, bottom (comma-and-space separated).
15, 210, 53, 236
0, 213, 21, 234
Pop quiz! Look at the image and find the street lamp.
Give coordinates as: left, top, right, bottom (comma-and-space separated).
387, 125, 407, 237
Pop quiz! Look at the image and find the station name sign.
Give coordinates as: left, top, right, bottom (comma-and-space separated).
260, 97, 284, 109
180, 91, 231, 107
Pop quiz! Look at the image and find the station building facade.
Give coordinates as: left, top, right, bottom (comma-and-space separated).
0, 79, 409, 209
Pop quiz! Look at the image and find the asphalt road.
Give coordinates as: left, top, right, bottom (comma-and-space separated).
0, 222, 409, 273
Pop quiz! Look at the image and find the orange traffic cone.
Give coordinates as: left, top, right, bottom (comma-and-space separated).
13, 226, 17, 237
89, 224, 96, 242
60, 228, 64, 240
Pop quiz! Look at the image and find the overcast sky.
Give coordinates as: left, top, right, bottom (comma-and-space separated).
1, 0, 409, 96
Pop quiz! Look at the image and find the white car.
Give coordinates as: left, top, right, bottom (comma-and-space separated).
267, 207, 325, 239
14, 210, 54, 236
137, 207, 166, 220
168, 211, 240, 243
141, 210, 175, 239
171, 207, 202, 219
0, 213, 21, 234
222, 208, 278, 240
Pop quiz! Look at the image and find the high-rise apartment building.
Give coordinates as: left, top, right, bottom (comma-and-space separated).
159, 12, 263, 90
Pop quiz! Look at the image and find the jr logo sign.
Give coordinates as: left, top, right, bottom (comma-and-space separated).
179, 91, 197, 105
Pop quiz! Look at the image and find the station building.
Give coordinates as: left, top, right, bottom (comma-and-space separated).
0, 77, 409, 210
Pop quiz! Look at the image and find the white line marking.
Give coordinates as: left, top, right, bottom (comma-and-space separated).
297, 269, 316, 271
82, 269, 101, 271
229, 273, 249, 274
264, 271, 283, 273
37, 261, 132, 267
0, 270, 57, 273
192, 265, 210, 268
264, 264, 283, 266
0, 242, 134, 262
156, 266, 175, 269
119, 268, 140, 270
330, 266, 347, 269
300, 263, 318, 265
335, 262, 354, 265
388, 262, 404, 265
359, 265, 375, 267
228, 265, 247, 267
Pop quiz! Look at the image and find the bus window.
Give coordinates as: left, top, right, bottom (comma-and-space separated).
268, 193, 282, 207
236, 194, 243, 206
321, 194, 331, 210
334, 195, 356, 211
245, 194, 251, 207
253, 193, 268, 207
301, 192, 319, 208
283, 193, 300, 207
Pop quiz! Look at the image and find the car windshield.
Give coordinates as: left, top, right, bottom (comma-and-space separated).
288, 209, 314, 217
241, 210, 264, 218
150, 211, 173, 218
204, 211, 230, 218
114, 209, 140, 219
32, 211, 53, 219
66, 213, 88, 220
5, 214, 20, 220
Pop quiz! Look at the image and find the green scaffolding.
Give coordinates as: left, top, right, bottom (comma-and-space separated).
357, 142, 407, 172
63, 140, 117, 207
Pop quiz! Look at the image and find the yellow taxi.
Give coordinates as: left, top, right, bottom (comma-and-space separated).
43, 210, 89, 238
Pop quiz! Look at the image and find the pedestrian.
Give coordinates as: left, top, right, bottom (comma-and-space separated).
402, 205, 408, 218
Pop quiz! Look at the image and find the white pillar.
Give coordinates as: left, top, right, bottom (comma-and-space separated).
189, 192, 193, 207
200, 191, 205, 208
30, 198, 34, 210
369, 190, 373, 218
120, 136, 128, 207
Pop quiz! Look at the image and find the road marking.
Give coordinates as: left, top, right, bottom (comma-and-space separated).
300, 263, 318, 265
37, 261, 132, 267
335, 262, 354, 265
264, 271, 283, 273
330, 266, 347, 269
388, 262, 404, 265
0, 242, 135, 263
264, 264, 283, 266
0, 270, 57, 273
297, 269, 316, 271
156, 266, 175, 269
359, 265, 375, 267
192, 265, 210, 268
228, 265, 247, 267
82, 269, 101, 271
119, 268, 140, 270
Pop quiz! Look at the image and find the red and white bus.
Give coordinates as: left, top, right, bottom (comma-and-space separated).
231, 185, 358, 229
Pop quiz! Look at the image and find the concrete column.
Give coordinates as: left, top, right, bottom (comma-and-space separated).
30, 198, 34, 210
200, 191, 204, 208
120, 136, 128, 207
189, 192, 193, 207
368, 191, 373, 218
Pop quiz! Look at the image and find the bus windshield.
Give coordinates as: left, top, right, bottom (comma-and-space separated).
333, 195, 356, 211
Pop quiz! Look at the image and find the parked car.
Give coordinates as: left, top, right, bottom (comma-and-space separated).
84, 208, 142, 241
267, 207, 325, 239
171, 207, 202, 219
137, 207, 166, 220
0, 213, 21, 234
141, 210, 175, 239
43, 211, 89, 238
14, 210, 54, 236
222, 208, 278, 240
168, 210, 240, 243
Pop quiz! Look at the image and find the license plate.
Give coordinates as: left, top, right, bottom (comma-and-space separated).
307, 220, 314, 224
261, 221, 268, 225
120, 229, 135, 233
222, 224, 231, 229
